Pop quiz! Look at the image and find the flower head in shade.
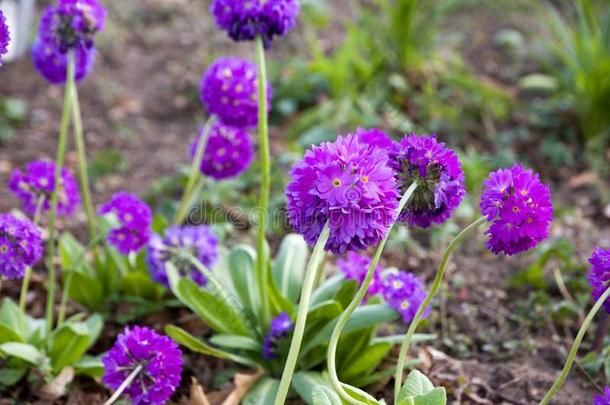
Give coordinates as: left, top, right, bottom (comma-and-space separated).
200, 57, 271, 128
390, 134, 465, 228
32, 39, 95, 84
102, 326, 183, 405
356, 127, 395, 152
0, 214, 43, 280
337, 252, 383, 297
286, 134, 399, 254
588, 247, 610, 314
148, 225, 219, 287
99, 192, 152, 255
480, 164, 553, 256
9, 160, 81, 218
190, 121, 254, 180
262, 312, 293, 360
0, 11, 10, 66
594, 387, 610, 405
210, 0, 300, 47
381, 271, 429, 324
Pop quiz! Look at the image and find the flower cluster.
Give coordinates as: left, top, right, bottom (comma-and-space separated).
0, 11, 10, 66
262, 312, 294, 360
99, 192, 152, 255
286, 134, 399, 254
9, 160, 81, 218
32, 39, 96, 84
594, 387, 610, 405
380, 271, 429, 324
337, 252, 383, 297
588, 247, 610, 314
480, 164, 553, 256
148, 225, 219, 287
102, 326, 183, 405
0, 214, 43, 280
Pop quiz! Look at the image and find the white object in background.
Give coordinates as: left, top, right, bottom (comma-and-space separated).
1, 0, 36, 62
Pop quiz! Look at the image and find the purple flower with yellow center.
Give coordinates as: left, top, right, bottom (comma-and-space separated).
390, 134, 465, 228
480, 164, 553, 256
210, 0, 300, 47
9, 160, 81, 218
337, 252, 383, 297
594, 387, 610, 405
99, 192, 152, 255
262, 312, 293, 360
102, 326, 183, 405
0, 214, 43, 280
190, 121, 254, 180
200, 57, 271, 128
381, 271, 429, 324
356, 127, 395, 152
286, 134, 399, 254
0, 11, 10, 66
147, 225, 219, 287
32, 39, 96, 84
588, 247, 610, 314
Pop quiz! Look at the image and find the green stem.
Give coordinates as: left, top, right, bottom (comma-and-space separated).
103, 364, 143, 405
328, 181, 419, 404
538, 286, 610, 405
394, 216, 487, 402
19, 196, 45, 315
274, 222, 330, 405
45, 50, 76, 341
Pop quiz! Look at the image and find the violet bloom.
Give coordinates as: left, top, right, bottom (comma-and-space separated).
0, 11, 10, 66
102, 326, 183, 405
210, 0, 300, 47
588, 247, 610, 314
200, 57, 271, 128
380, 271, 429, 324
99, 192, 152, 255
262, 312, 293, 360
594, 387, 610, 405
390, 134, 466, 228
32, 39, 95, 84
0, 214, 43, 280
356, 127, 395, 152
480, 164, 553, 256
147, 225, 219, 287
337, 252, 383, 297
190, 121, 254, 180
9, 160, 81, 218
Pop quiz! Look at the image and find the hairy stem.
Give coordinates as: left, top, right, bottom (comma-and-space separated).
103, 364, 143, 405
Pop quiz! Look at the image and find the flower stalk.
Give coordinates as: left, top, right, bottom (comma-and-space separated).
103, 364, 143, 405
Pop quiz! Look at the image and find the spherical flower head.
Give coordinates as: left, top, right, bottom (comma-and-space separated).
337, 252, 383, 296
262, 312, 293, 360
147, 225, 219, 287
286, 134, 399, 254
588, 247, 610, 314
594, 387, 610, 405
0, 11, 10, 66
9, 160, 81, 218
210, 0, 300, 47
381, 271, 429, 324
190, 121, 254, 180
480, 164, 553, 256
356, 127, 395, 152
32, 39, 95, 84
99, 192, 152, 255
200, 57, 271, 128
0, 214, 43, 280
102, 326, 183, 405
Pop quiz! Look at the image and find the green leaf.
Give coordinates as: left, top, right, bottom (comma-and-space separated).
273, 234, 309, 302
341, 383, 380, 404
242, 377, 279, 405
341, 342, 391, 381
0, 342, 46, 365
67, 272, 105, 310
349, 359, 420, 388
311, 274, 345, 306
0, 368, 27, 386
0, 324, 23, 344
0, 298, 27, 339
413, 387, 446, 405
48, 314, 103, 373
73, 355, 104, 378
120, 272, 165, 300
208, 334, 262, 352
307, 300, 343, 322
398, 370, 435, 402
227, 245, 260, 318
334, 279, 358, 309
292, 372, 333, 405
313, 385, 342, 405
58, 232, 91, 275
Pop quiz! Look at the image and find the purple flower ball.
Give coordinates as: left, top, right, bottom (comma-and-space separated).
32, 39, 96, 84
190, 121, 255, 180
337, 252, 383, 297
0, 11, 10, 66
99, 192, 152, 255
147, 225, 219, 287
390, 134, 466, 228
588, 247, 610, 314
9, 160, 81, 218
480, 164, 553, 256
262, 312, 293, 360
286, 134, 399, 254
200, 57, 271, 128
594, 387, 610, 405
0, 214, 43, 280
381, 271, 429, 324
210, 0, 300, 47
356, 127, 395, 152
102, 326, 183, 405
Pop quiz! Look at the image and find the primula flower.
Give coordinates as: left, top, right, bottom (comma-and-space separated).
337, 252, 383, 296
594, 387, 610, 405
200, 57, 271, 128
210, 0, 300, 47
9, 160, 81, 218
390, 134, 466, 228
380, 271, 429, 324
480, 164, 553, 256
356, 127, 395, 152
0, 214, 43, 280
99, 192, 152, 255
286, 134, 399, 254
102, 326, 183, 405
190, 121, 254, 180
147, 225, 219, 287
0, 11, 10, 66
588, 247, 610, 314
32, 39, 95, 84
262, 312, 293, 360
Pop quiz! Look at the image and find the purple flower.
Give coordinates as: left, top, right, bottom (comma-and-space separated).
356, 127, 395, 152
480, 164, 553, 256
147, 225, 219, 287
390, 134, 466, 228
0, 11, 10, 66
588, 247, 610, 314
102, 326, 183, 405
200, 57, 271, 128
594, 387, 610, 405
99, 192, 152, 255
337, 252, 383, 297
286, 134, 399, 254
190, 121, 255, 180
210, 0, 300, 47
9, 160, 81, 218
32, 39, 96, 84
0, 214, 43, 280
381, 271, 429, 324
262, 312, 293, 360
